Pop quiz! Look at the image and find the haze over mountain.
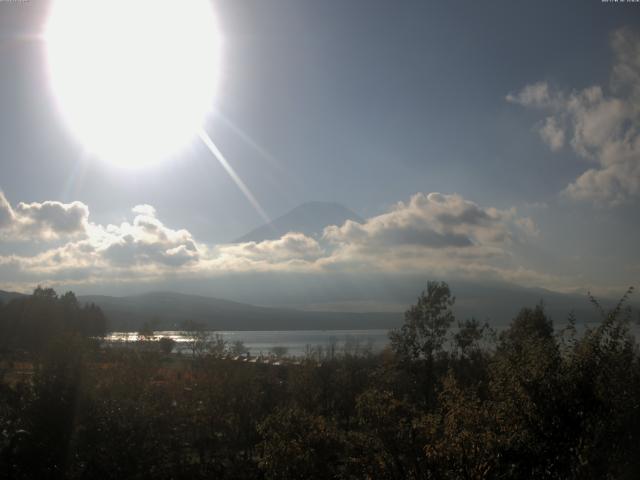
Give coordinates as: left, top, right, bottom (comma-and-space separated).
78, 286, 640, 331
0, 290, 25, 305
233, 201, 363, 243
2, 283, 627, 332
77, 292, 399, 332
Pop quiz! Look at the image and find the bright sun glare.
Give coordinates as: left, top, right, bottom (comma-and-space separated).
46, 0, 219, 167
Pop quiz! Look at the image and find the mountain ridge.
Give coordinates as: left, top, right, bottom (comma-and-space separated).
77, 291, 400, 331
2, 283, 635, 332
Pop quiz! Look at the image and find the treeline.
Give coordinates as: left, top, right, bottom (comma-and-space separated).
1, 282, 639, 479
0, 287, 107, 351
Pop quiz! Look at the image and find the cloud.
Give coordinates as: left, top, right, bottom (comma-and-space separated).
508, 27, 640, 205
323, 192, 526, 250
0, 192, 550, 291
0, 191, 89, 240
610, 27, 640, 100
217, 232, 323, 265
506, 81, 555, 108
0, 205, 201, 283
317, 193, 537, 280
131, 204, 156, 216
98, 206, 201, 268
539, 116, 565, 151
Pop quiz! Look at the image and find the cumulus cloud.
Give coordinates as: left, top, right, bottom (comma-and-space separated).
319, 193, 536, 277
97, 206, 201, 268
0, 191, 89, 240
0, 192, 548, 290
0, 203, 202, 284
131, 204, 156, 216
324, 192, 526, 249
218, 232, 323, 265
508, 27, 640, 205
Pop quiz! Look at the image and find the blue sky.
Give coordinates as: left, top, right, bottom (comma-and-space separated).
0, 0, 639, 302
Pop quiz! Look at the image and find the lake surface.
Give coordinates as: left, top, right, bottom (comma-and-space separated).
105, 322, 640, 358
105, 329, 392, 357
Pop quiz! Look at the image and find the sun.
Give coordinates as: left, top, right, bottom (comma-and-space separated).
45, 0, 219, 167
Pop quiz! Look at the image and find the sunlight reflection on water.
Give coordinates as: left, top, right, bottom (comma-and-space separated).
104, 329, 391, 357
104, 322, 640, 358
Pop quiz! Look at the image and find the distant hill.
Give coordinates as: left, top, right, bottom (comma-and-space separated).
449, 282, 605, 326
161, 276, 632, 327
4, 282, 636, 333
234, 201, 364, 243
78, 292, 401, 332
0, 290, 25, 304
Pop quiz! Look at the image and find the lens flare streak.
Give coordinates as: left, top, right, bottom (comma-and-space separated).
199, 129, 270, 225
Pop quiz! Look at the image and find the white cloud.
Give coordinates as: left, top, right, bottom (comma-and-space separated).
509, 28, 640, 205
323, 192, 527, 249
0, 191, 89, 240
539, 116, 565, 151
131, 204, 156, 216
318, 193, 537, 280
98, 206, 201, 267
0, 204, 201, 285
218, 232, 323, 263
0, 192, 551, 291
506, 81, 555, 108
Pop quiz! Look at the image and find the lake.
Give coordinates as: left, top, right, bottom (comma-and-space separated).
105, 329, 392, 357
105, 322, 640, 358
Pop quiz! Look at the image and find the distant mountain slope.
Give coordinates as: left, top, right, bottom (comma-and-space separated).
5, 283, 635, 333
234, 201, 364, 243
78, 291, 401, 332
449, 282, 602, 326
0, 290, 26, 304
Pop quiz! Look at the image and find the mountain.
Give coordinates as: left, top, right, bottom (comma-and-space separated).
154, 274, 626, 327
4, 282, 634, 332
448, 281, 603, 326
77, 283, 628, 333
0, 289, 26, 304
78, 292, 401, 332
233, 201, 364, 243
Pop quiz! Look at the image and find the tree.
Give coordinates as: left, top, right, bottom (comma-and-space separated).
181, 320, 226, 358
499, 303, 553, 348
158, 337, 176, 355
354, 388, 428, 478
390, 281, 455, 361
33, 286, 58, 301
231, 340, 248, 356
489, 304, 565, 477
453, 318, 493, 359
270, 346, 288, 359
209, 333, 227, 358
258, 407, 345, 480
0, 288, 107, 350
137, 320, 156, 342
421, 371, 502, 479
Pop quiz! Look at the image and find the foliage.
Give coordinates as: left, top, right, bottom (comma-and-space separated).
181, 320, 226, 358
231, 340, 248, 356
270, 346, 288, 358
158, 336, 176, 354
390, 281, 455, 361
0, 287, 107, 351
258, 407, 345, 480
1, 283, 639, 479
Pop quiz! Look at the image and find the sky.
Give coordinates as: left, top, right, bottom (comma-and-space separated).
0, 0, 639, 306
